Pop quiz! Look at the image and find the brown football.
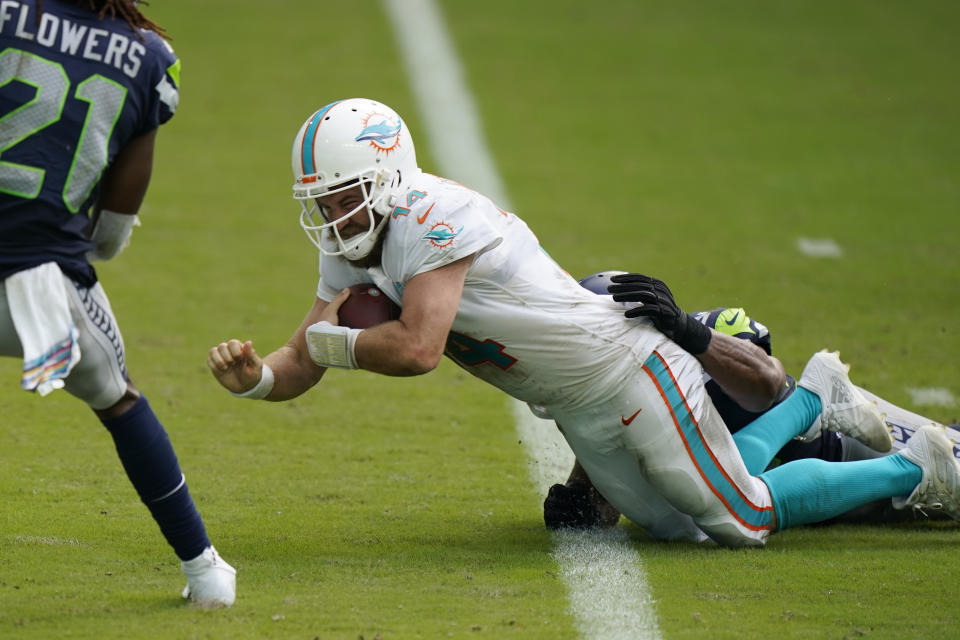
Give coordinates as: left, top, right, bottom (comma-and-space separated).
337, 284, 401, 329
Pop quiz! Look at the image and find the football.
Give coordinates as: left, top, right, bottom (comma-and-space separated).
338, 284, 401, 329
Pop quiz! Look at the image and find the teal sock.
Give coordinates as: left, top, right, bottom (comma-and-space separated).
733, 388, 822, 474
760, 454, 922, 530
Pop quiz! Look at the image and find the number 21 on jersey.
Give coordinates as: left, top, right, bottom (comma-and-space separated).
0, 47, 126, 211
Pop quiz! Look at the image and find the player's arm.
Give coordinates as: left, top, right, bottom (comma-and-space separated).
211, 253, 471, 396
609, 273, 785, 412
353, 254, 472, 376
87, 128, 158, 261
207, 292, 347, 401
693, 331, 786, 412
302, 255, 472, 377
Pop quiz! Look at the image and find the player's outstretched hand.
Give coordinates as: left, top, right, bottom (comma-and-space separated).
207, 339, 264, 394
607, 273, 712, 355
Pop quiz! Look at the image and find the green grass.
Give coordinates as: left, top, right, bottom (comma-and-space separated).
2, 0, 959, 638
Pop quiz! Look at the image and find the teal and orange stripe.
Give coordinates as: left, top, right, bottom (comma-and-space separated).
300, 100, 342, 176
641, 351, 774, 531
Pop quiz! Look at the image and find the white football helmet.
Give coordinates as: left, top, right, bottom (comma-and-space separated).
291, 98, 419, 259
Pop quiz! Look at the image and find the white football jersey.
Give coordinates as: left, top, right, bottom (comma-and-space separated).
316, 172, 676, 414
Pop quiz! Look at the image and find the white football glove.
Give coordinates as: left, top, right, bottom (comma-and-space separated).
87, 210, 140, 261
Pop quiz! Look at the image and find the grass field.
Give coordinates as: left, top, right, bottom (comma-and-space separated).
2, 1, 959, 638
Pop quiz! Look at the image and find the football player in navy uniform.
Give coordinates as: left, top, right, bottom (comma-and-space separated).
0, 0, 235, 606
543, 271, 960, 532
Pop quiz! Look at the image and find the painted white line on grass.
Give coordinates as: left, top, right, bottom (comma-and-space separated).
383, 1, 661, 638
510, 401, 576, 495
381, 0, 509, 204
552, 528, 663, 640
796, 237, 843, 257
512, 404, 664, 640
906, 387, 957, 408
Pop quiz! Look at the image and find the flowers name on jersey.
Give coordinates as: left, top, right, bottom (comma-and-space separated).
423, 221, 463, 248
355, 111, 403, 154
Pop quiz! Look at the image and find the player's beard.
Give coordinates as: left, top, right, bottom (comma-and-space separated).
344, 222, 387, 269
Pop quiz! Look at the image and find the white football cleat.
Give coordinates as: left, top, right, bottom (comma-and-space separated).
181, 546, 236, 608
796, 350, 891, 452
894, 424, 960, 519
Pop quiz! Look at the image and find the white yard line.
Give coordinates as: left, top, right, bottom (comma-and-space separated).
383, 1, 662, 638
796, 237, 843, 257
512, 405, 664, 640
906, 387, 957, 408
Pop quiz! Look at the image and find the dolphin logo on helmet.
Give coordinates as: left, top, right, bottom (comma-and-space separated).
355, 118, 402, 150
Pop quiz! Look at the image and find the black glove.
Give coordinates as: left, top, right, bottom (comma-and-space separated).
607, 273, 712, 355
543, 482, 604, 529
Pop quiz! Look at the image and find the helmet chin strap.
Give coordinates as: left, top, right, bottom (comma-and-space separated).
338, 187, 400, 260
339, 210, 389, 260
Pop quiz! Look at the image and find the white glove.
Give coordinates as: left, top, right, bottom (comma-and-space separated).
87, 210, 140, 261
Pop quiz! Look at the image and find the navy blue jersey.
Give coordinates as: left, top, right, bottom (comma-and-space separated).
0, 0, 179, 285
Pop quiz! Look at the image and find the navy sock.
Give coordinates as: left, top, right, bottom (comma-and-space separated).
760, 455, 922, 530
100, 395, 210, 560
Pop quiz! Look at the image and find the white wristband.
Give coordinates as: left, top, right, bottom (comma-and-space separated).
305, 321, 361, 369
230, 363, 275, 399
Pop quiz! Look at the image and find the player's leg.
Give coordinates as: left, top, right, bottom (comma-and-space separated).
731, 353, 960, 527
713, 350, 928, 527
545, 372, 948, 531
859, 388, 960, 459
777, 387, 960, 466
568, 386, 955, 530
609, 344, 959, 544
616, 347, 775, 546
547, 338, 778, 544
760, 422, 960, 528
730, 350, 892, 475
61, 279, 235, 606
783, 390, 960, 523
557, 342, 776, 546
555, 418, 707, 542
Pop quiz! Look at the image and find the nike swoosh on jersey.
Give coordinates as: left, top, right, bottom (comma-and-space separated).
724, 311, 741, 326
621, 408, 642, 425
417, 202, 436, 224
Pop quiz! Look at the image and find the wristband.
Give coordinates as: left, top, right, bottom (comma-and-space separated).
305, 321, 361, 369
230, 363, 275, 399
676, 314, 713, 355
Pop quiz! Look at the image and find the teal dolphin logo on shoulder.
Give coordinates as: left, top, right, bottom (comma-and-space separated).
424, 222, 463, 248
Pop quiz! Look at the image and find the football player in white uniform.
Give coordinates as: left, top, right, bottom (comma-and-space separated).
208, 98, 960, 547
542, 272, 960, 534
